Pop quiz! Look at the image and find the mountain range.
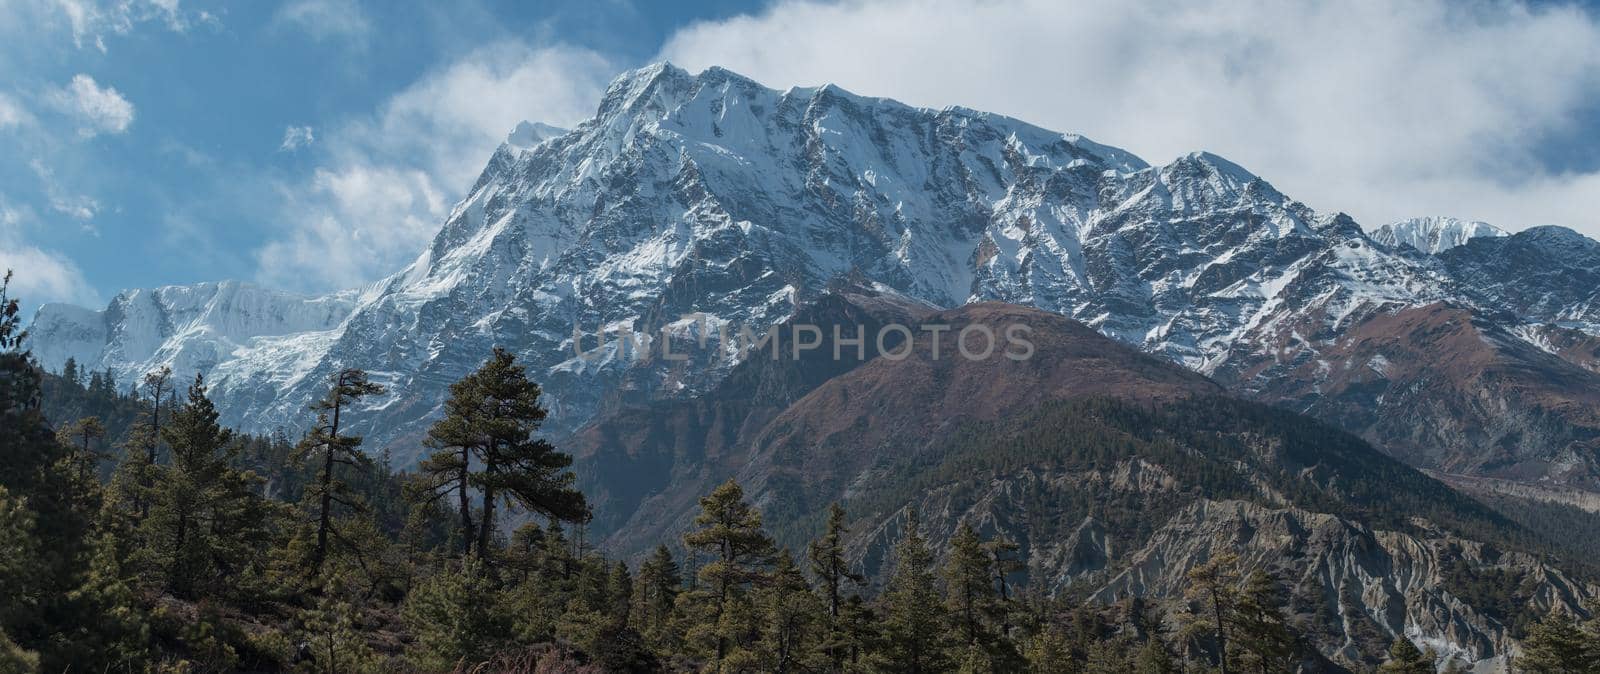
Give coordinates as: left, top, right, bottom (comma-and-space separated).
31, 63, 1600, 490
25, 63, 1600, 668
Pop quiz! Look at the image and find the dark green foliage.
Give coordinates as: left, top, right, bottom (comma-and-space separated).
1378, 636, 1435, 674
421, 348, 589, 565
1439, 551, 1542, 637
1516, 609, 1600, 673
295, 368, 385, 576
876, 510, 951, 674
681, 478, 776, 666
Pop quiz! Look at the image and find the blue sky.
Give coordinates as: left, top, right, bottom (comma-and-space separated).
3, 0, 1600, 311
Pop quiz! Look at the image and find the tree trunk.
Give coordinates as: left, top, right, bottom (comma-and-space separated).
313, 398, 341, 574
476, 440, 496, 566
1213, 591, 1230, 674
457, 446, 473, 558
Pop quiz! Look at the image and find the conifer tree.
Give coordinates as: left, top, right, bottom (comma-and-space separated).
876, 509, 950, 674
0, 272, 95, 670
633, 544, 683, 651
419, 363, 489, 558
945, 522, 998, 648
61, 356, 79, 387
0, 271, 24, 351
1181, 552, 1242, 674
296, 368, 385, 576
682, 478, 775, 667
839, 594, 877, 669
56, 416, 107, 485
468, 349, 588, 561
1517, 610, 1600, 674
1230, 569, 1298, 672
145, 374, 271, 599
1378, 636, 1435, 674
808, 502, 863, 670
421, 348, 587, 564
65, 532, 153, 671
1021, 626, 1073, 674
401, 558, 512, 670
1134, 638, 1178, 674
298, 593, 380, 674
757, 549, 824, 672
141, 366, 172, 464
607, 560, 634, 625
152, 375, 233, 596
983, 533, 1023, 633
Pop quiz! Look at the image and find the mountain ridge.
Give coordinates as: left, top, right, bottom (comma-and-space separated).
26, 62, 1600, 491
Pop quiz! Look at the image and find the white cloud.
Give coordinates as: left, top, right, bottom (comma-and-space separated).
48, 193, 97, 221
257, 165, 445, 290
255, 42, 616, 290
0, 197, 98, 308
274, 0, 370, 43
28, 159, 99, 225
280, 125, 315, 151
660, 0, 1600, 235
0, 93, 31, 129
48, 74, 134, 138
44, 0, 202, 51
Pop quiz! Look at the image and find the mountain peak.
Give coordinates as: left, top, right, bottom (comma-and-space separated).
505, 120, 567, 150
1372, 216, 1506, 254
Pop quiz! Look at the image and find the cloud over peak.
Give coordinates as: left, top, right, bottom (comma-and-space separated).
661, 0, 1600, 235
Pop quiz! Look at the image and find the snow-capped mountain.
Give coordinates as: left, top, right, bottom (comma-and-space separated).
29, 281, 358, 395
1372, 216, 1506, 254
28, 63, 1600, 478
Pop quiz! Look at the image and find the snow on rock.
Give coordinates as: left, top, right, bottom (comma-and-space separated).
1372, 216, 1506, 255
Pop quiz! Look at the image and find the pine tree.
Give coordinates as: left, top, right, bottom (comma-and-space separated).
420, 348, 587, 564
297, 593, 380, 674
983, 533, 1023, 634
1517, 610, 1600, 674
808, 502, 864, 671
1133, 638, 1177, 674
56, 416, 107, 486
634, 544, 682, 646
0, 272, 95, 671
682, 478, 775, 667
0, 484, 41, 654
296, 368, 385, 576
1180, 552, 1242, 674
61, 357, 79, 387
420, 375, 483, 559
839, 594, 877, 669
0, 271, 24, 352
65, 533, 152, 671
1230, 569, 1298, 673
875, 510, 950, 674
1020, 624, 1073, 674
142, 374, 272, 600
141, 366, 172, 465
401, 558, 512, 670
1378, 636, 1435, 674
756, 550, 824, 673
945, 522, 997, 649
467, 349, 588, 562
150, 375, 234, 596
